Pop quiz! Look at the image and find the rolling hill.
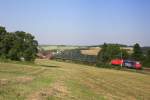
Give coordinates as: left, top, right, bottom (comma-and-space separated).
0, 59, 150, 100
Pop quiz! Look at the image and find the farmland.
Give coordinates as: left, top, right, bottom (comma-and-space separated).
38, 45, 83, 51
81, 47, 101, 56
39, 45, 133, 56
0, 59, 150, 100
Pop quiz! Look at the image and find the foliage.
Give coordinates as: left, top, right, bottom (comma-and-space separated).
0, 26, 7, 56
97, 43, 109, 63
121, 49, 129, 59
132, 43, 143, 61
0, 26, 38, 61
142, 50, 150, 67
147, 50, 150, 60
97, 43, 124, 64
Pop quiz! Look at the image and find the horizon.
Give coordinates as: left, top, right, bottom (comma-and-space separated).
1, 0, 150, 46
39, 43, 150, 47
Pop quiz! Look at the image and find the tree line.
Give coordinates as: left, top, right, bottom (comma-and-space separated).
53, 43, 150, 67
97, 43, 150, 67
0, 26, 38, 61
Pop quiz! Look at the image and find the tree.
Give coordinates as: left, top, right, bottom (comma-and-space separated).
132, 43, 143, 61
0, 26, 6, 37
0, 26, 38, 61
121, 49, 129, 59
9, 31, 38, 61
147, 50, 150, 61
142, 50, 150, 67
107, 44, 121, 59
97, 43, 109, 64
23, 33, 38, 61
0, 26, 8, 57
0, 33, 15, 59
97, 43, 122, 64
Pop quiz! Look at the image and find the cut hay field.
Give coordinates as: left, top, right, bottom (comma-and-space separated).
80, 47, 133, 56
81, 47, 101, 56
0, 59, 150, 100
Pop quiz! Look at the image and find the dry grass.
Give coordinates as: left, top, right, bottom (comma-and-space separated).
81, 47, 101, 56
0, 59, 150, 100
16, 76, 34, 84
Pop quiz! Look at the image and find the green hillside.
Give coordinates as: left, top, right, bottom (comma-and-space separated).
0, 59, 150, 100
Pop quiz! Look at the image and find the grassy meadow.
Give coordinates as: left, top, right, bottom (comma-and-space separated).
0, 59, 150, 100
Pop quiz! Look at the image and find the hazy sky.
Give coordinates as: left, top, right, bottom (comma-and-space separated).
0, 0, 150, 46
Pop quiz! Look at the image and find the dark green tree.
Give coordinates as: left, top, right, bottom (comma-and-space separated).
0, 26, 8, 57
142, 50, 150, 67
107, 44, 121, 59
146, 50, 150, 64
0, 26, 38, 61
132, 43, 143, 61
97, 43, 109, 64
147, 50, 150, 61
23, 33, 38, 61
9, 31, 38, 61
0, 26, 6, 37
97, 43, 122, 64
0, 33, 15, 59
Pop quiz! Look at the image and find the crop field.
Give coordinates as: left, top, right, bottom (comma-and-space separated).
81, 47, 101, 56
81, 47, 133, 56
0, 59, 150, 100
39, 45, 81, 51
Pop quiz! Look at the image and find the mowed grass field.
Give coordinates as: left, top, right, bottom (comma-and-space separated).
0, 59, 150, 100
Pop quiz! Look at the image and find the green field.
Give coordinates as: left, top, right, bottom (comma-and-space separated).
0, 59, 150, 100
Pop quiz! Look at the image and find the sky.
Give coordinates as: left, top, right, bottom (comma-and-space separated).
0, 0, 150, 46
